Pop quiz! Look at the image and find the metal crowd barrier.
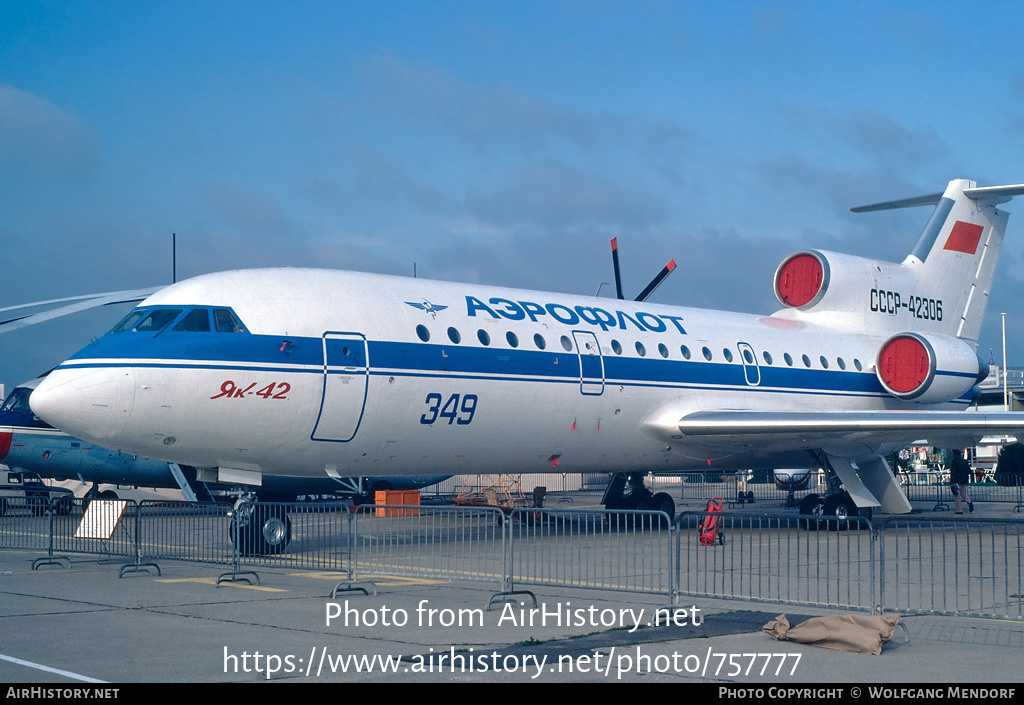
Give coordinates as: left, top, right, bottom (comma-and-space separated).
0, 497, 140, 568
138, 500, 233, 565
350, 503, 506, 585
507, 508, 674, 596
898, 471, 1024, 510
675, 511, 875, 611
878, 516, 1024, 620
4, 497, 1023, 621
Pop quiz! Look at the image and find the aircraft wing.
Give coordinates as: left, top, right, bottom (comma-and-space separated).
0, 288, 159, 335
643, 409, 1024, 458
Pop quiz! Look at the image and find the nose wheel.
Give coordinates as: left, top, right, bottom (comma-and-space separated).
230, 502, 292, 555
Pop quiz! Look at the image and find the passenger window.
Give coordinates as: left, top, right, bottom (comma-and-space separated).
763, 351, 773, 365
213, 309, 246, 333
784, 353, 793, 366
837, 357, 846, 370
635, 342, 646, 357
658, 343, 669, 358
447, 327, 461, 344
802, 354, 811, 368
723, 348, 733, 362
611, 340, 623, 355
560, 335, 573, 352
477, 330, 490, 346
172, 309, 211, 332
416, 325, 430, 342
702, 347, 712, 361
135, 309, 183, 333
506, 331, 519, 348
854, 359, 863, 371
533, 334, 546, 350
680, 345, 691, 360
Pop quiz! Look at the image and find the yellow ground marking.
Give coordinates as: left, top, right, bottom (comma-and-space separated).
156, 577, 286, 592
289, 572, 448, 586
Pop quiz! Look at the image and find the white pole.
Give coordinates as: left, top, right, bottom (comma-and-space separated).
1002, 312, 1008, 411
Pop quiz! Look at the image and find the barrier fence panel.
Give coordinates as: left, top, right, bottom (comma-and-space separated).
508, 509, 674, 596
0, 497, 56, 552
50, 499, 138, 560
351, 504, 507, 586
138, 501, 234, 565
227, 501, 354, 571
899, 472, 1024, 509
879, 516, 1024, 620
675, 512, 876, 612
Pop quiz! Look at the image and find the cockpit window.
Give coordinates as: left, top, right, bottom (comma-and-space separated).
213, 308, 247, 333
1, 387, 32, 415
172, 308, 212, 332
134, 309, 184, 333
111, 309, 149, 333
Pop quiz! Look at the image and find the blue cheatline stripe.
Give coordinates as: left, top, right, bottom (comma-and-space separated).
62, 331, 983, 401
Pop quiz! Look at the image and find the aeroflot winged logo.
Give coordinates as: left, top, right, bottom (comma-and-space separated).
405, 300, 449, 318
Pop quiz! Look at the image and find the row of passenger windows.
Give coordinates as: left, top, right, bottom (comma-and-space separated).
414, 324, 864, 371
111, 307, 248, 335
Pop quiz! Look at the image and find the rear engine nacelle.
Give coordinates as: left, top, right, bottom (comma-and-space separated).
875, 332, 984, 403
775, 249, 901, 312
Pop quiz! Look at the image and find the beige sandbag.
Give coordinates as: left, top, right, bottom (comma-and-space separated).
762, 613, 901, 655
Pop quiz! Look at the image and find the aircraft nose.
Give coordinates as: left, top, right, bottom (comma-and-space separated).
30, 367, 136, 444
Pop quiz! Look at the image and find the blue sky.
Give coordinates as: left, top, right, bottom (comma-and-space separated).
2, 1, 1024, 392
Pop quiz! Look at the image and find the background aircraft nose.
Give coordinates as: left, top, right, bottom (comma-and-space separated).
30, 367, 136, 443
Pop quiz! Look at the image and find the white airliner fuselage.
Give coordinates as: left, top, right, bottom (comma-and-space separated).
29, 179, 1024, 516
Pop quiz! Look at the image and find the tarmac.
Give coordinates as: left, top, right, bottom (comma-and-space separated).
1, 527, 1022, 687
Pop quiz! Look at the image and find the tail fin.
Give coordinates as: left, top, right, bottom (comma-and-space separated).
774, 180, 1024, 341
853, 179, 1024, 341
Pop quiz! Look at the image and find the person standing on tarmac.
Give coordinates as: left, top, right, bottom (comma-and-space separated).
950, 448, 974, 515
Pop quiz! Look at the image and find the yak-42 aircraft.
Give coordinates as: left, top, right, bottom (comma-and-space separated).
28, 179, 1024, 525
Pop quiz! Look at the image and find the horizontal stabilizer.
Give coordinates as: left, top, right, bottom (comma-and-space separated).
850, 192, 944, 213
852, 182, 1024, 212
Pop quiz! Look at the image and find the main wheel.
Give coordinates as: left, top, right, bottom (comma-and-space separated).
651, 492, 676, 521
798, 493, 823, 531
822, 492, 855, 531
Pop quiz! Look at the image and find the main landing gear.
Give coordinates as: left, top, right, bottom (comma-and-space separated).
798, 491, 867, 531
602, 473, 675, 519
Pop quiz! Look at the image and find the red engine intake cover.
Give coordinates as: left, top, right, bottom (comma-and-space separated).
878, 335, 931, 395
775, 253, 825, 308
